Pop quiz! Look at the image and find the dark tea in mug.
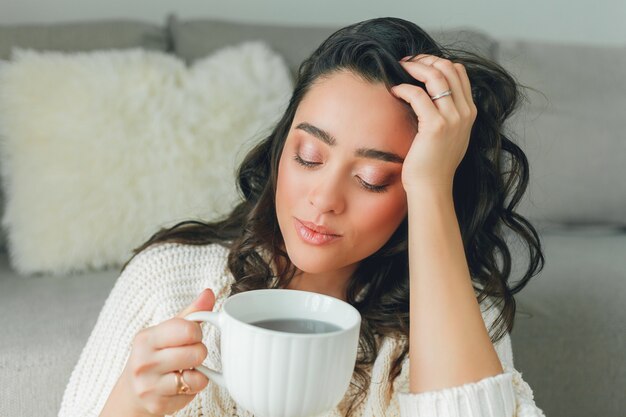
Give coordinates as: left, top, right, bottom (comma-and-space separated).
250, 318, 342, 334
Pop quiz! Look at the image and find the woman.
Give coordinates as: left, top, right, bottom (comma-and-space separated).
59, 17, 546, 417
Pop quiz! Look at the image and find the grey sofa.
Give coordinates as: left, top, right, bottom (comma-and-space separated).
0, 14, 624, 417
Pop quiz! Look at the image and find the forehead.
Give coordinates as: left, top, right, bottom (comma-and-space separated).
293, 70, 415, 149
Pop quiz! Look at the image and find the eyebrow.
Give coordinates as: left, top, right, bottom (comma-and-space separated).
294, 122, 404, 164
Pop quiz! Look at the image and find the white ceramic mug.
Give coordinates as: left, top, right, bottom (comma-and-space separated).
184, 288, 361, 417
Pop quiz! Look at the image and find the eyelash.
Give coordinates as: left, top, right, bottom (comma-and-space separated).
292, 153, 389, 193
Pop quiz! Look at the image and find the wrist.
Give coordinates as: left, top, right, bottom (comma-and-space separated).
403, 181, 453, 199
100, 367, 163, 417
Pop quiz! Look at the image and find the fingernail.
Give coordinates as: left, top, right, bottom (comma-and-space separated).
195, 289, 209, 300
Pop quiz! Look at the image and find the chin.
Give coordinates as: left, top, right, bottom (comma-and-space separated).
284, 241, 338, 274
286, 247, 324, 273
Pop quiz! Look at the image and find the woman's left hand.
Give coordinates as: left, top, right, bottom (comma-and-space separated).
391, 54, 477, 192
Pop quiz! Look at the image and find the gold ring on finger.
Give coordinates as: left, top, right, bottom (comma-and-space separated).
175, 369, 191, 395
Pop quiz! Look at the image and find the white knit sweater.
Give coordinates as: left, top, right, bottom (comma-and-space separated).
58, 242, 546, 417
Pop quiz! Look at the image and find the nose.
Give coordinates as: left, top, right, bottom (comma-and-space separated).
307, 171, 346, 214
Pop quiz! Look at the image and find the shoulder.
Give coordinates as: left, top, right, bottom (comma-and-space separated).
117, 242, 235, 322
123, 241, 231, 282
125, 241, 230, 270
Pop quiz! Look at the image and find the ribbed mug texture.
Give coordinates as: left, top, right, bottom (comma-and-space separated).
186, 289, 361, 417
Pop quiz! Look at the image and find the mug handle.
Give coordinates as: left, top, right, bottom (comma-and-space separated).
183, 311, 226, 388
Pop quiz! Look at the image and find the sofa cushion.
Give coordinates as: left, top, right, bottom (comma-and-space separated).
0, 252, 119, 416
0, 41, 293, 276
0, 20, 171, 253
496, 40, 626, 227
0, 20, 169, 61
167, 14, 498, 79
509, 226, 626, 417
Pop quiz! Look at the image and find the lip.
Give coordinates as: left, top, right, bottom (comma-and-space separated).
294, 218, 342, 245
295, 218, 341, 236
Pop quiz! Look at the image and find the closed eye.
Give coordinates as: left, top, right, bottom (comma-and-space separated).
292, 153, 389, 193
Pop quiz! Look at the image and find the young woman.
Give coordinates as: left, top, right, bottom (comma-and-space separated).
59, 17, 546, 417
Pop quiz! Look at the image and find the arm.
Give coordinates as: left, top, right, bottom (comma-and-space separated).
391, 55, 504, 390
406, 185, 503, 393
390, 52, 546, 417
393, 299, 547, 417
393, 145, 545, 417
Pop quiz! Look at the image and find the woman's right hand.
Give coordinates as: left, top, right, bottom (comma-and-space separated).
111, 289, 216, 417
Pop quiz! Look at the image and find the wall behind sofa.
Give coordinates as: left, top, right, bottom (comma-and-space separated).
1, 0, 624, 46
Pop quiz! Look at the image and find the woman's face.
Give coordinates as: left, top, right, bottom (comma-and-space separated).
275, 70, 416, 277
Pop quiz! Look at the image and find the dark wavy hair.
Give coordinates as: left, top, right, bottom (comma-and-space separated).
121, 17, 544, 414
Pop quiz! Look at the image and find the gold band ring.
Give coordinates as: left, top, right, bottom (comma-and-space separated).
175, 369, 191, 395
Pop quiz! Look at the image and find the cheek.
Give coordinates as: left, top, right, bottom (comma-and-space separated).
276, 154, 302, 209
355, 192, 407, 231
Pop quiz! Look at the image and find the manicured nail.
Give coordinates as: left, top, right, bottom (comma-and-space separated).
195, 289, 209, 300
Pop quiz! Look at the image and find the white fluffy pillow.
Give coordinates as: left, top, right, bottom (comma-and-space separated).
0, 42, 293, 276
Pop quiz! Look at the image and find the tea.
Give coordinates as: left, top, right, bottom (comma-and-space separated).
250, 318, 342, 334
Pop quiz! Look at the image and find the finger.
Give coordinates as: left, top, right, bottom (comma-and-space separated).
399, 56, 458, 118
411, 55, 469, 111
453, 63, 471, 102
175, 288, 216, 319
391, 84, 445, 132
453, 63, 478, 116
153, 342, 208, 374
143, 318, 203, 350
160, 369, 209, 396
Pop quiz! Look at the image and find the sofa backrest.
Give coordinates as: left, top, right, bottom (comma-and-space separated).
167, 14, 498, 79
0, 20, 169, 60
496, 39, 626, 228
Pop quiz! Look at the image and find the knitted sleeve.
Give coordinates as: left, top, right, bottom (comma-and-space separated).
57, 244, 164, 417
56, 242, 233, 417
394, 300, 547, 417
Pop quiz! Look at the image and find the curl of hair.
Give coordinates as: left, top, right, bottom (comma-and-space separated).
121, 17, 545, 415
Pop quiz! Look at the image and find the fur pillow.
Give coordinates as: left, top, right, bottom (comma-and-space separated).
0, 42, 293, 276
